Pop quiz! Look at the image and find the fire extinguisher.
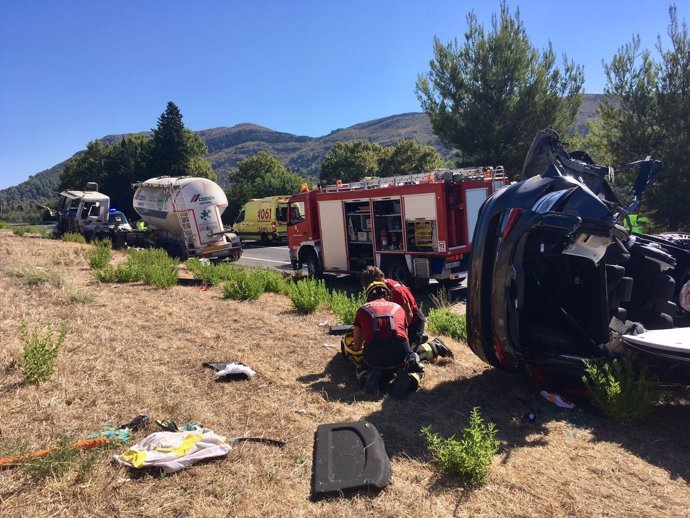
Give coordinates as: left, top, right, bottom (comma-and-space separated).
380, 227, 388, 248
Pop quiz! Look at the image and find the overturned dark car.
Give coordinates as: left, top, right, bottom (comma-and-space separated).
467, 128, 690, 391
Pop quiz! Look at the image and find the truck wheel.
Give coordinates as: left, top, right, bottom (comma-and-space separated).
384, 257, 412, 286
305, 251, 322, 278
260, 233, 270, 245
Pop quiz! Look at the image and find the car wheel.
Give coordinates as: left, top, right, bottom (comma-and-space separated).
384, 257, 412, 286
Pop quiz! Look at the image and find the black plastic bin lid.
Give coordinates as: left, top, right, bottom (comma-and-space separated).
311, 420, 391, 501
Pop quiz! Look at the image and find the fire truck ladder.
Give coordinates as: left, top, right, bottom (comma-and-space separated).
171, 183, 197, 251
322, 166, 505, 192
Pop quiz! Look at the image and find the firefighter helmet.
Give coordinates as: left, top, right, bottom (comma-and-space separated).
365, 281, 391, 301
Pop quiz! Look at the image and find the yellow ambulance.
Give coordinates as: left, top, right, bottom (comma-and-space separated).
233, 196, 290, 244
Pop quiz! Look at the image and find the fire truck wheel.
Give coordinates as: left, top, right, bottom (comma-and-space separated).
305, 251, 322, 278
383, 258, 411, 286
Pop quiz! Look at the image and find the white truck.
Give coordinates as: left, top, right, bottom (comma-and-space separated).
54, 182, 132, 240
54, 177, 242, 261
130, 176, 242, 261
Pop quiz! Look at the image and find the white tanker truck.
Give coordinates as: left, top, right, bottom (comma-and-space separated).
55, 177, 242, 261
129, 176, 242, 261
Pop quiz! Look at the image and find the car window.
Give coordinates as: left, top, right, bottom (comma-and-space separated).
109, 212, 128, 225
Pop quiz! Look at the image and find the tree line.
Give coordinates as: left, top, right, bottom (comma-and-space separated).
6, 2, 687, 232
58, 102, 215, 218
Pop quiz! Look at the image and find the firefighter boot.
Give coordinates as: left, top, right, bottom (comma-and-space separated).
362, 368, 383, 397
430, 337, 453, 358
389, 366, 423, 399
390, 367, 412, 399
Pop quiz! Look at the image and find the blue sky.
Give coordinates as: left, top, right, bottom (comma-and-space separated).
1, 0, 688, 189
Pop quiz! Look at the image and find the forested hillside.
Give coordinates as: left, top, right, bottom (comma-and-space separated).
0, 97, 601, 217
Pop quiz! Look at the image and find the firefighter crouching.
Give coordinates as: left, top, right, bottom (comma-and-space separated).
343, 281, 424, 399
359, 266, 453, 361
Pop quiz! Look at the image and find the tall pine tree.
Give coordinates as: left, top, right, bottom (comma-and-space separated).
415, 2, 584, 179
149, 102, 190, 177
588, 6, 690, 230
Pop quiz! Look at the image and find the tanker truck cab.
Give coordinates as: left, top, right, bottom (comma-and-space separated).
55, 187, 111, 238
233, 196, 290, 244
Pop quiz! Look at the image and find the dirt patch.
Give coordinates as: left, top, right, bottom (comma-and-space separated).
0, 230, 688, 518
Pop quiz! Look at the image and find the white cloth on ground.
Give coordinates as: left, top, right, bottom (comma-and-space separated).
216, 362, 256, 378
113, 428, 231, 473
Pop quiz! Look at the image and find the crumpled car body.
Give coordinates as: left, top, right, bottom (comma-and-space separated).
466, 128, 690, 389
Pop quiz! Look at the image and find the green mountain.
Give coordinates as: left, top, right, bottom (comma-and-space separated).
0, 96, 602, 212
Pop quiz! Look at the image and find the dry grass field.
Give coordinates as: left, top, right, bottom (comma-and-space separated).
1, 229, 689, 518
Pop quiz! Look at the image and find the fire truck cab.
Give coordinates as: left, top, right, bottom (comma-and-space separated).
287, 168, 507, 286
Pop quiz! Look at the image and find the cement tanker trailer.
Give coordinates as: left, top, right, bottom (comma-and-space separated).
130, 176, 242, 261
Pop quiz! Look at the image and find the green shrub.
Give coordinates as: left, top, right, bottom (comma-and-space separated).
252, 267, 290, 294
68, 290, 95, 304
186, 258, 220, 285
186, 258, 242, 285
12, 265, 64, 288
582, 356, 661, 422
114, 263, 141, 283
12, 225, 51, 237
9, 437, 102, 482
93, 265, 116, 283
422, 407, 500, 485
11, 226, 28, 236
85, 239, 112, 269
62, 232, 86, 243
140, 255, 179, 288
21, 437, 80, 481
222, 269, 265, 300
329, 289, 365, 325
19, 320, 67, 385
93, 263, 138, 283
427, 308, 467, 341
94, 248, 178, 288
288, 277, 329, 314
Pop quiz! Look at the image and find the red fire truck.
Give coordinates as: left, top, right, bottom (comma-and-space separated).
287, 167, 508, 286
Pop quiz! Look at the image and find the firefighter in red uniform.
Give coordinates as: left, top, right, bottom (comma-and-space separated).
346, 281, 424, 398
360, 266, 453, 360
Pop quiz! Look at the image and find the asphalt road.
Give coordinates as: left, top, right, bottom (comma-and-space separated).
236, 241, 294, 272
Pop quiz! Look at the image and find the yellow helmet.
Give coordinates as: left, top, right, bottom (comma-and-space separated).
365, 281, 391, 301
